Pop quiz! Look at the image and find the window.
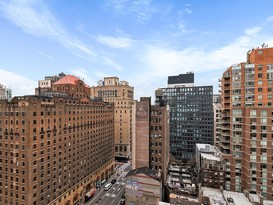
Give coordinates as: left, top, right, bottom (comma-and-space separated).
250, 110, 256, 117
258, 73, 263, 78
261, 110, 267, 117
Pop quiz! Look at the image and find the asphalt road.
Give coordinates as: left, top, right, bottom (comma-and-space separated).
84, 163, 131, 205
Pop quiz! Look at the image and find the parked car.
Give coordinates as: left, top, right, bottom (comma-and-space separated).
101, 179, 106, 185
120, 193, 125, 204
120, 198, 125, 205
111, 179, 117, 184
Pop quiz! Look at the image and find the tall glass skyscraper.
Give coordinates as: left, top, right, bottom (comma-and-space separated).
162, 73, 214, 161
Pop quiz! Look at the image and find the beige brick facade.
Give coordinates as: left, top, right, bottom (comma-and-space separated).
91, 77, 134, 160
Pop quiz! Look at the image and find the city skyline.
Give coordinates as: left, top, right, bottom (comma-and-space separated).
1, 0, 273, 99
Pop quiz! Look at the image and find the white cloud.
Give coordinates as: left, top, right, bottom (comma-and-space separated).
0, 0, 95, 57
102, 57, 123, 71
94, 71, 110, 78
184, 8, 192, 14
130, 16, 273, 99
38, 50, 54, 60
266, 15, 273, 22
0, 69, 36, 96
176, 6, 193, 33
69, 67, 95, 86
140, 25, 273, 80
245, 26, 262, 36
106, 0, 157, 24
96, 35, 134, 48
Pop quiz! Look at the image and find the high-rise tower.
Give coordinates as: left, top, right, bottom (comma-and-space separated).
0, 76, 115, 205
219, 45, 273, 199
91, 77, 134, 161
162, 73, 214, 161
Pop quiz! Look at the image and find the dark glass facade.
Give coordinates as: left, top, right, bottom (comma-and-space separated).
162, 86, 214, 161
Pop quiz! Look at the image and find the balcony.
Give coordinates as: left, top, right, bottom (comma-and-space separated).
221, 137, 230, 142
224, 80, 230, 85
219, 141, 230, 150
222, 110, 230, 114
222, 120, 230, 125
223, 73, 230, 79
222, 126, 230, 130
224, 86, 230, 91
222, 132, 230, 139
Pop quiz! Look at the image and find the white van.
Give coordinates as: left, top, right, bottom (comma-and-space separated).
101, 179, 106, 185
104, 183, 112, 191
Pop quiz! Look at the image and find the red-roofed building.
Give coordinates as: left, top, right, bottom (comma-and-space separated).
52, 75, 91, 99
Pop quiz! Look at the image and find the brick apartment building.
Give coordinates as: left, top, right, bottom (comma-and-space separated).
219, 45, 273, 199
133, 90, 170, 182
91, 77, 134, 161
0, 75, 115, 205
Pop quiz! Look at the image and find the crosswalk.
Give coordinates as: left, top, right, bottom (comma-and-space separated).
105, 193, 117, 198
116, 182, 125, 185
119, 171, 128, 178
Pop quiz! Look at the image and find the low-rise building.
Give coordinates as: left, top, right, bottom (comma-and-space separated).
125, 167, 162, 205
196, 144, 225, 189
0, 84, 12, 101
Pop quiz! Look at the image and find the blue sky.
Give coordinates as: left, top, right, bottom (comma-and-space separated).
0, 0, 273, 100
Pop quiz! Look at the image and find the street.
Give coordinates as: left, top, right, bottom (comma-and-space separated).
83, 162, 131, 205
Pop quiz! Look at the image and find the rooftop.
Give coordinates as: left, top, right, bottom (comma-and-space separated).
53, 75, 90, 88
223, 191, 252, 205
126, 167, 161, 181
201, 187, 256, 205
168, 73, 194, 85
201, 153, 221, 161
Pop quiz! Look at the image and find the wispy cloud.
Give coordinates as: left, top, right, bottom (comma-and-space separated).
106, 0, 157, 24
176, 6, 193, 33
266, 15, 273, 22
96, 35, 134, 48
0, 69, 36, 96
38, 50, 54, 60
183, 8, 192, 14
245, 26, 262, 36
94, 71, 110, 78
102, 57, 123, 71
140, 24, 273, 80
69, 67, 95, 86
0, 0, 95, 57
129, 23, 273, 97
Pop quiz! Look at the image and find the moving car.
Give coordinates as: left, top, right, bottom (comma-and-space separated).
111, 179, 117, 184
104, 182, 112, 191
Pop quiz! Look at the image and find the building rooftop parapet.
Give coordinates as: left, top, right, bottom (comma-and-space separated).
126, 167, 161, 181
201, 187, 261, 205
